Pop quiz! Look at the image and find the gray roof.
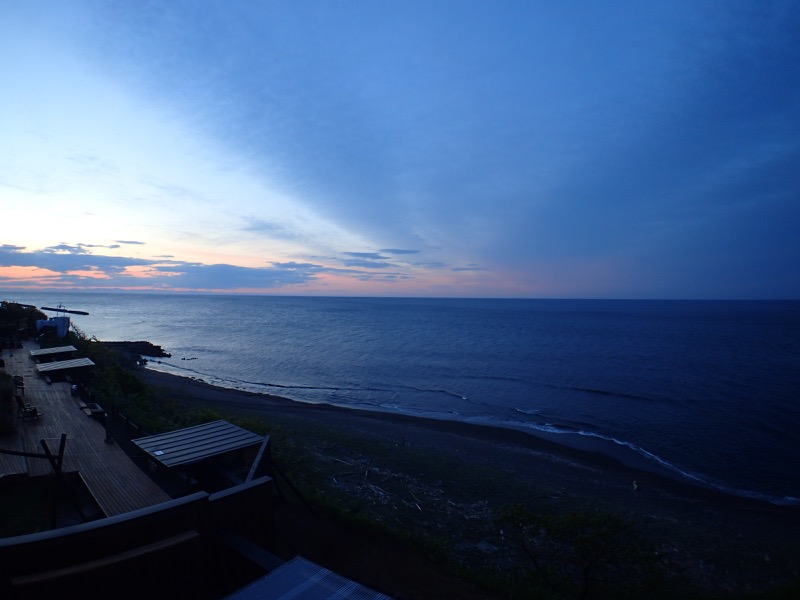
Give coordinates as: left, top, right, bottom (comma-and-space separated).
225, 556, 393, 599
30, 345, 77, 357
36, 357, 96, 372
132, 420, 265, 468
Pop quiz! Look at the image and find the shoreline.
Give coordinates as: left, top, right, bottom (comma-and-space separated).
141, 366, 792, 507
138, 367, 797, 512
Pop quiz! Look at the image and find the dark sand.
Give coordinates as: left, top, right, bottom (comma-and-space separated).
137, 368, 800, 598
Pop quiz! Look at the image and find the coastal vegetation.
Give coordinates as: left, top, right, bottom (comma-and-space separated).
0, 372, 14, 436
0, 301, 47, 338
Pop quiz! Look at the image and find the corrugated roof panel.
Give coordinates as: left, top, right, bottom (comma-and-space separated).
29, 345, 77, 356
36, 357, 96, 372
224, 556, 394, 599
132, 420, 265, 468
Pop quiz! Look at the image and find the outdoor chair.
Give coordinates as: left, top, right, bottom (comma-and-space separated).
15, 394, 41, 420
24, 406, 43, 421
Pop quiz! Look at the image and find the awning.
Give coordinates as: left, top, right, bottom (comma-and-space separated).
36, 357, 95, 372
30, 345, 77, 357
132, 420, 265, 468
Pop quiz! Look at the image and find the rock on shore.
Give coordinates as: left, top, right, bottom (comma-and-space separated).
99, 341, 171, 358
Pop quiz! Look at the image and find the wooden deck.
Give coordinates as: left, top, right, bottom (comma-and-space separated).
1, 340, 171, 516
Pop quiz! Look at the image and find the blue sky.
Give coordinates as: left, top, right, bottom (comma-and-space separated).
1, 1, 798, 298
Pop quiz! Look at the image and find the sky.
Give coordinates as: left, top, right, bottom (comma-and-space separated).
1, 1, 798, 299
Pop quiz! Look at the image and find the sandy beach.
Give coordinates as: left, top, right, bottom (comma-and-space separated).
136, 367, 800, 597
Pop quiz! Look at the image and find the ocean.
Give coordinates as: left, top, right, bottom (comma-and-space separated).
7, 292, 800, 505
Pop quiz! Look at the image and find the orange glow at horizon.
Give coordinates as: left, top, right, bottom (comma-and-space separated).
0, 265, 61, 281
2, 262, 561, 298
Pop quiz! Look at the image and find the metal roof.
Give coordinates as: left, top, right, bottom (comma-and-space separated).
132, 420, 265, 468
29, 345, 77, 357
36, 357, 96, 372
224, 556, 393, 600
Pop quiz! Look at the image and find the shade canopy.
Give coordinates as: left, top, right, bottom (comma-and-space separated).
29, 345, 77, 357
132, 420, 265, 469
36, 357, 95, 372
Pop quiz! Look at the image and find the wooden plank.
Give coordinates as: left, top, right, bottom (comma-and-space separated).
246, 437, 271, 482
11, 530, 200, 587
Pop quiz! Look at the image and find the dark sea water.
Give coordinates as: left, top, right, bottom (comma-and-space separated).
8, 292, 800, 505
